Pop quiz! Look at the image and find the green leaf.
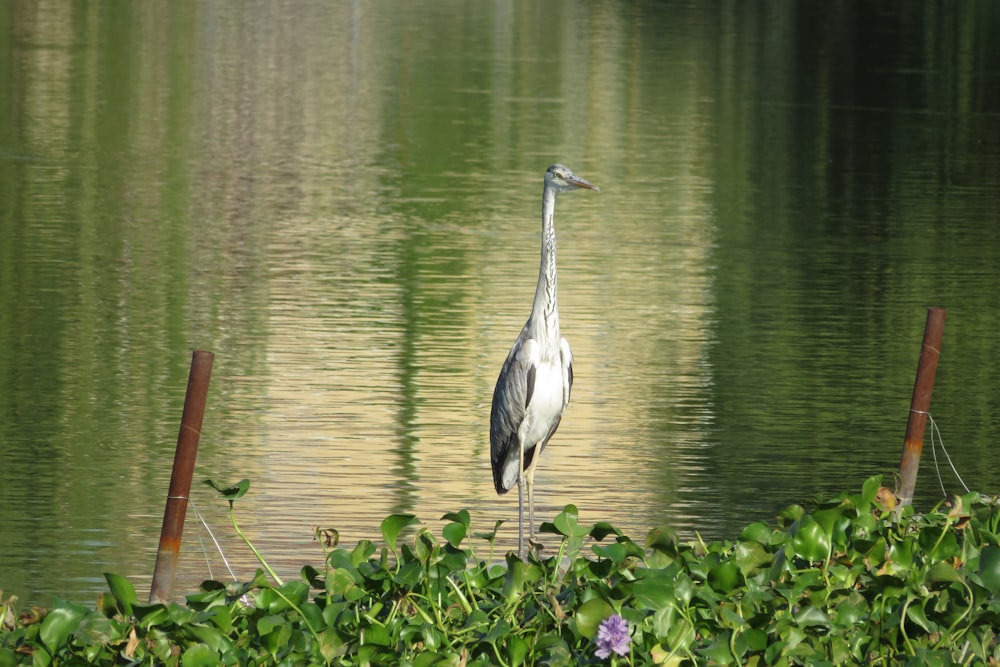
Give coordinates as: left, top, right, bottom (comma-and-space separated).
794, 605, 831, 629
777, 504, 806, 527
552, 505, 585, 537
132, 603, 169, 629
978, 545, 1000, 593
181, 643, 219, 667
811, 504, 847, 539
698, 633, 734, 664
790, 515, 831, 562
508, 635, 529, 666
485, 619, 511, 643
924, 561, 962, 586
708, 561, 743, 593
103, 573, 138, 616
734, 541, 773, 576
502, 554, 527, 599
40, 602, 88, 653
442, 522, 466, 549
574, 598, 614, 639
589, 521, 621, 541
473, 519, 504, 543
739, 521, 774, 544
440, 509, 470, 526
832, 591, 868, 627
272, 579, 310, 611
645, 526, 679, 554
592, 541, 627, 565
633, 574, 675, 609
380, 514, 418, 551
861, 474, 883, 505
204, 478, 250, 500
906, 600, 937, 633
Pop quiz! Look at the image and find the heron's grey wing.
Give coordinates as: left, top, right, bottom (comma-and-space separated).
560, 336, 573, 409
490, 337, 541, 494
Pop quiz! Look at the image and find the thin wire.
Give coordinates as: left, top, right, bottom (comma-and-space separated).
919, 411, 971, 496
188, 500, 241, 583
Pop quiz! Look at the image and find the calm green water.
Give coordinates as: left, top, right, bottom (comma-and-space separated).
2, 2, 999, 607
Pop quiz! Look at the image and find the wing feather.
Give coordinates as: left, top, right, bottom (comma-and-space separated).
490, 337, 540, 493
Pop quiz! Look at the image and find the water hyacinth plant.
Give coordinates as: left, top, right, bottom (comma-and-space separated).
1, 475, 999, 665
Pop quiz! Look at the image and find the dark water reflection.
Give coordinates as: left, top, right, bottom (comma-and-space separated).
1, 1, 999, 607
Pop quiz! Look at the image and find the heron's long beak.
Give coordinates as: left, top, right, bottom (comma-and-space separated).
568, 175, 599, 192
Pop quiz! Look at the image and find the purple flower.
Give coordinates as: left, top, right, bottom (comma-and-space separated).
595, 613, 631, 659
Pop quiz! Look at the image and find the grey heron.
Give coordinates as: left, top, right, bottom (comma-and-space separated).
490, 163, 599, 560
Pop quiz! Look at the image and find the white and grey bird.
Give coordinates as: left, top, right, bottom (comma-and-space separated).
490, 163, 599, 561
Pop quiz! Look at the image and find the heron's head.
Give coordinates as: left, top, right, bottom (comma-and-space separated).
545, 164, 600, 194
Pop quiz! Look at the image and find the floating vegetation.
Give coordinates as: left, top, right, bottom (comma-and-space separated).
2, 475, 999, 666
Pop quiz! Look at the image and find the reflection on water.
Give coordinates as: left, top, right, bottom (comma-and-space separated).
2, 1, 999, 607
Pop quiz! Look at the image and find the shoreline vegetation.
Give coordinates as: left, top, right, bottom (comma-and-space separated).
2, 475, 999, 666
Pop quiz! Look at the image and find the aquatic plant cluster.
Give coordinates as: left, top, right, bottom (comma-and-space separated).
2, 475, 999, 665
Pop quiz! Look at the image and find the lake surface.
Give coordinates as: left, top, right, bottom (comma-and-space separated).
2, 1, 999, 608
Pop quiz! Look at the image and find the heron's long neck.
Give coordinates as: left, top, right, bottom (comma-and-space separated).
528, 188, 559, 342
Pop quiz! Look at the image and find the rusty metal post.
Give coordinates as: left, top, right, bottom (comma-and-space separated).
896, 308, 946, 507
148, 350, 215, 604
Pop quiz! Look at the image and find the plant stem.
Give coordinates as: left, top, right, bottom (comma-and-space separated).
229, 500, 284, 586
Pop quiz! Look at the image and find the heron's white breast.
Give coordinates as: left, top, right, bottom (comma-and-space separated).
518, 359, 567, 449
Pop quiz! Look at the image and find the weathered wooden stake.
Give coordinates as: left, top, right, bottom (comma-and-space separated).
896, 308, 946, 508
149, 350, 215, 604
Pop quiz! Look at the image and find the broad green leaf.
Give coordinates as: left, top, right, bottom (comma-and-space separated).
811, 504, 847, 537
181, 642, 219, 667
502, 554, 527, 599
734, 541, 772, 576
906, 599, 937, 633
546, 505, 584, 538
978, 545, 1000, 593
708, 561, 743, 593
203, 478, 250, 500
777, 504, 806, 527
420, 625, 444, 651
833, 591, 868, 626
739, 521, 774, 544
592, 541, 627, 565
790, 516, 830, 562
589, 521, 621, 541
40, 602, 88, 653
395, 561, 423, 587
484, 619, 511, 643
440, 509, 470, 526
104, 573, 138, 616
272, 579, 309, 611
574, 598, 614, 639
651, 602, 677, 639
415, 530, 437, 561
132, 603, 168, 629
473, 519, 504, 543
793, 605, 830, 628
698, 633, 734, 665
861, 474, 883, 505
442, 520, 467, 547
380, 514, 418, 550
920, 526, 960, 561
508, 635, 529, 666
184, 624, 227, 652
924, 561, 962, 586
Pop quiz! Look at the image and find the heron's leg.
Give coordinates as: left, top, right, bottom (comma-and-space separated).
526, 467, 536, 544
517, 439, 526, 561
